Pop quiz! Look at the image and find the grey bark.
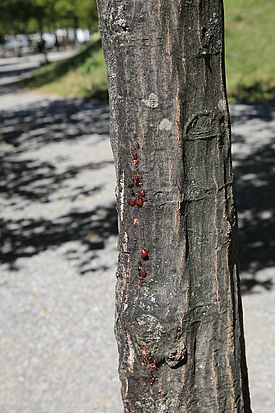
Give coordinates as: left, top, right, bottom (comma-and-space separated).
96, 1, 252, 412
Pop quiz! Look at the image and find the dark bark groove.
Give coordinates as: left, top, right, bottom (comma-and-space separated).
96, 1, 252, 412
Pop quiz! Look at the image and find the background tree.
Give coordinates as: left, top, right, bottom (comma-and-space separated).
97, 0, 252, 411
0, 0, 98, 40
0, 0, 35, 35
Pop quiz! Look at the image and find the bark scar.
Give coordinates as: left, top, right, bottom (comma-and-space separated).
165, 340, 187, 368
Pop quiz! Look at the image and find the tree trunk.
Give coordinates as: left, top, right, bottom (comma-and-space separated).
96, 1, 252, 411
73, 14, 79, 45
38, 17, 44, 43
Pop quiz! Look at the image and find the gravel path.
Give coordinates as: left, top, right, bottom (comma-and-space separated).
0, 82, 274, 412
231, 103, 275, 412
0, 91, 122, 413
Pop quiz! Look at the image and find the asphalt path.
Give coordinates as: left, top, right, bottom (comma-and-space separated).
0, 50, 76, 87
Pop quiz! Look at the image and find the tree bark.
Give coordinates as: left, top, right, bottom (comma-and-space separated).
96, 1, 252, 412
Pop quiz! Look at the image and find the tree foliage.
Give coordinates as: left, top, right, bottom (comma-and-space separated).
0, 0, 98, 37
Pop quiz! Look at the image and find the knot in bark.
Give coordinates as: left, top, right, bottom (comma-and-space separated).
165, 341, 187, 368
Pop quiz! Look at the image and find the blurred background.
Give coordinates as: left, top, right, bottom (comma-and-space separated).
0, 1, 274, 412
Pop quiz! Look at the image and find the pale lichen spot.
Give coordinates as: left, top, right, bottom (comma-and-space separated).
158, 402, 168, 412
126, 332, 135, 372
137, 314, 163, 341
122, 231, 128, 252
144, 93, 159, 108
119, 171, 125, 224
218, 99, 226, 111
159, 118, 172, 131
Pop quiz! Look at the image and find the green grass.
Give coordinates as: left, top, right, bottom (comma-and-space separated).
224, 0, 275, 103
24, 1, 275, 103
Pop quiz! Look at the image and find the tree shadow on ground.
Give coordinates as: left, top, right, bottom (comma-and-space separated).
1, 205, 117, 274
0, 97, 109, 150
0, 95, 117, 275
0, 66, 38, 80
0, 156, 112, 205
231, 101, 275, 294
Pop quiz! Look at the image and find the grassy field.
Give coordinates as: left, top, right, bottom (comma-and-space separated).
24, 1, 275, 103
224, 0, 275, 102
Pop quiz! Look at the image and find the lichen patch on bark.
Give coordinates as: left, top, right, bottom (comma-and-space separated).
159, 118, 172, 131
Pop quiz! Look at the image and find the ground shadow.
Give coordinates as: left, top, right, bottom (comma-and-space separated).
0, 97, 109, 150
0, 155, 112, 205
0, 65, 38, 80
231, 101, 275, 294
1, 204, 117, 274
0, 95, 117, 275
